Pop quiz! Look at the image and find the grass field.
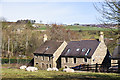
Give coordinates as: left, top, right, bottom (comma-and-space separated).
37, 25, 117, 31
1, 68, 120, 80
64, 26, 117, 31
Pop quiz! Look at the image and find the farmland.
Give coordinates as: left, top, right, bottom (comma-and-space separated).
37, 25, 118, 31
1, 68, 120, 80
1, 22, 118, 63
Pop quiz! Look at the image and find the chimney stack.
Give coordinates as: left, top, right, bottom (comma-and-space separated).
99, 32, 104, 42
43, 34, 47, 42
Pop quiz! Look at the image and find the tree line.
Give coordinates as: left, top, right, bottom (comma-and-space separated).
1, 21, 82, 59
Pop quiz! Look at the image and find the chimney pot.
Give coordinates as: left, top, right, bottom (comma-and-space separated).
99, 32, 104, 42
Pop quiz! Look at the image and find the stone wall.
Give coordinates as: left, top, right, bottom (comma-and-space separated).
34, 41, 67, 69
61, 57, 91, 68
34, 55, 53, 70
53, 41, 67, 67
91, 42, 107, 64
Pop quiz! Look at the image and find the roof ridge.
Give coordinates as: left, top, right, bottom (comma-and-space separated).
81, 39, 96, 40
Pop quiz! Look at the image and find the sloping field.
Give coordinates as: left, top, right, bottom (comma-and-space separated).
65, 26, 117, 31
37, 25, 117, 31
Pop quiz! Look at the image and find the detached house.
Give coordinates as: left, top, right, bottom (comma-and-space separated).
34, 32, 111, 69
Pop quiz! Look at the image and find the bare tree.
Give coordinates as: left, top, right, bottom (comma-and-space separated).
94, 0, 120, 40
47, 24, 81, 41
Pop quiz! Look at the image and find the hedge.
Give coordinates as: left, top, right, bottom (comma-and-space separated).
1, 59, 32, 64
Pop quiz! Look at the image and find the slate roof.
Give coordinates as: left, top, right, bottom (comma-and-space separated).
34, 40, 63, 55
112, 45, 120, 59
61, 40, 100, 58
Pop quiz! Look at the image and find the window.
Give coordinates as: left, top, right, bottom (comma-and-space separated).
42, 56, 44, 60
48, 56, 51, 61
46, 64, 48, 68
85, 48, 91, 56
65, 57, 68, 63
74, 58, 76, 63
84, 58, 87, 62
42, 63, 44, 68
49, 64, 52, 68
76, 48, 80, 51
82, 48, 86, 52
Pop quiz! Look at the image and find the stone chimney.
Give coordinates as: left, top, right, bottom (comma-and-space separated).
99, 32, 104, 42
43, 34, 47, 42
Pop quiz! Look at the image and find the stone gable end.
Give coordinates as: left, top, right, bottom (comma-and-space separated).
91, 42, 107, 64
53, 41, 67, 67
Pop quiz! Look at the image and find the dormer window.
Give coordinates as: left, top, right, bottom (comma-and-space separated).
67, 49, 71, 53
76, 48, 80, 51
65, 48, 71, 55
66, 48, 71, 53
82, 48, 86, 52
85, 48, 91, 56
46, 46, 50, 50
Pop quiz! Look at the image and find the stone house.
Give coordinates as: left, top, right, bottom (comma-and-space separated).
33, 32, 111, 69
60, 32, 111, 68
33, 35, 67, 69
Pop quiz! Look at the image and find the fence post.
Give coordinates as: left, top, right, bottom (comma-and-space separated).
95, 63, 98, 72
118, 60, 120, 73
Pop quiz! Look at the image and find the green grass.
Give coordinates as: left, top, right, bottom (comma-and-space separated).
37, 25, 117, 31
65, 26, 117, 31
1, 68, 120, 80
38, 27, 47, 30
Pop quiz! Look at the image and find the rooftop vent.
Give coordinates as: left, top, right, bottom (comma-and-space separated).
76, 48, 80, 51
82, 48, 86, 52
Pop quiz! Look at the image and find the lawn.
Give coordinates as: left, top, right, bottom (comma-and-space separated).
1, 68, 120, 80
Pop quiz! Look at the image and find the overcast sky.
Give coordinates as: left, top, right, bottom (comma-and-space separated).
0, 0, 103, 24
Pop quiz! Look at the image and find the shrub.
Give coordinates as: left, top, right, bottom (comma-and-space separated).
59, 68, 64, 71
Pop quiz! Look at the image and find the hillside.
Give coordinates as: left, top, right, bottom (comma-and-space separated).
1, 22, 118, 58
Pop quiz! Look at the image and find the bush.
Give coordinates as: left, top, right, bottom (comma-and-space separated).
1, 59, 31, 64
59, 68, 64, 71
